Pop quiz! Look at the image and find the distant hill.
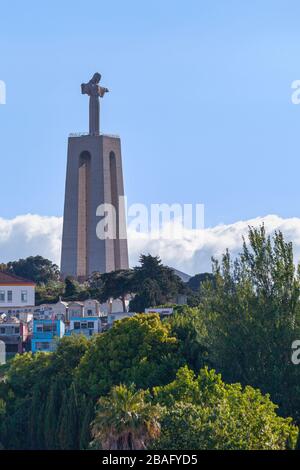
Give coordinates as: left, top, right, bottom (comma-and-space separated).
186, 272, 215, 291
171, 268, 192, 283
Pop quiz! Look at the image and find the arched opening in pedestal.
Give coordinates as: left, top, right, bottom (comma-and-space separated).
110, 151, 121, 270
77, 151, 91, 278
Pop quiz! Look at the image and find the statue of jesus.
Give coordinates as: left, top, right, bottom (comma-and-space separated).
81, 73, 109, 136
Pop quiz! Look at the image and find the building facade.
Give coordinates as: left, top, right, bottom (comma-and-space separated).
68, 316, 101, 338
83, 299, 100, 317
34, 299, 68, 321
0, 272, 35, 309
67, 301, 84, 318
31, 319, 65, 353
0, 316, 30, 357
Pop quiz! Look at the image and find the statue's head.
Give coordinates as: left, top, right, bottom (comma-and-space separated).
90, 72, 101, 84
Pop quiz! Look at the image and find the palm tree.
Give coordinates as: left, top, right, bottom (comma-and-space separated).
90, 384, 161, 450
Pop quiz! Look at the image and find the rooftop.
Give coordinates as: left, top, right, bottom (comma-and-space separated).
0, 272, 35, 286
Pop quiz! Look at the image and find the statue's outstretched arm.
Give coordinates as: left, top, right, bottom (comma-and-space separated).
99, 87, 109, 98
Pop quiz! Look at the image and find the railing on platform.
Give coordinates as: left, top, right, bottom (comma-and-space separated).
69, 132, 120, 139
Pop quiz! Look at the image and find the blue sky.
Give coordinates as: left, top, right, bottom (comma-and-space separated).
1, 0, 300, 228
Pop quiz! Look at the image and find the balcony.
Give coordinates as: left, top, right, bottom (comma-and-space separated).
69, 132, 120, 139
33, 331, 58, 340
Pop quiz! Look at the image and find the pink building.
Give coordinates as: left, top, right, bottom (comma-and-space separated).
0, 316, 30, 356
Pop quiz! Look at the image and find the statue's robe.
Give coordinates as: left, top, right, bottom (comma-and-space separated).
81, 83, 102, 136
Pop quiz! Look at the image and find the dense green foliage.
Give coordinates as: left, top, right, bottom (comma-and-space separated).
0, 336, 90, 449
1, 226, 300, 450
168, 307, 209, 371
0, 314, 181, 449
198, 226, 300, 421
34, 254, 186, 309
6, 255, 60, 284
185, 272, 215, 306
76, 314, 182, 399
129, 255, 186, 312
100, 269, 134, 312
153, 366, 298, 450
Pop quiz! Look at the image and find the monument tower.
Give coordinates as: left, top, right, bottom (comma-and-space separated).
61, 73, 129, 280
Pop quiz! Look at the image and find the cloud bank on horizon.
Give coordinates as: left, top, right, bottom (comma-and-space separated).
1, 214, 300, 275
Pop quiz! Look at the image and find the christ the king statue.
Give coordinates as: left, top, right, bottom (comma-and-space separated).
81, 72, 109, 136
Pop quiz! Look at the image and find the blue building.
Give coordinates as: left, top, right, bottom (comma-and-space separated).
31, 319, 65, 353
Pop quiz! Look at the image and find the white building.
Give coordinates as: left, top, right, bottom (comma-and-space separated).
34, 299, 101, 322
107, 311, 135, 328
68, 316, 101, 337
68, 301, 84, 318
100, 298, 129, 315
145, 307, 174, 317
67, 300, 102, 319
83, 299, 100, 317
34, 298, 68, 321
0, 272, 35, 310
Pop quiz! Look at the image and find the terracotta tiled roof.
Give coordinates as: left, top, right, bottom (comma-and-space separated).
0, 272, 35, 285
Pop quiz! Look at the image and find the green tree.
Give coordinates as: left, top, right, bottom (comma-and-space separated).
35, 280, 64, 305
58, 385, 79, 450
28, 384, 46, 450
79, 398, 95, 450
7, 255, 60, 284
186, 273, 215, 307
154, 366, 298, 450
91, 384, 161, 450
50, 335, 90, 381
0, 337, 90, 450
187, 273, 215, 292
64, 276, 82, 300
130, 255, 185, 312
100, 269, 134, 312
130, 279, 162, 312
86, 272, 104, 300
200, 225, 300, 420
44, 380, 61, 449
168, 307, 209, 371
0, 399, 6, 449
77, 314, 182, 399
0, 352, 51, 449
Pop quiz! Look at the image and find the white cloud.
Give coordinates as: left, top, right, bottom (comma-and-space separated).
1, 214, 300, 275
0, 214, 63, 266
128, 215, 300, 275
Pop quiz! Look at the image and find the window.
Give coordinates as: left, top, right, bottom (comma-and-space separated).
14, 327, 20, 334
87, 309, 93, 316
0, 327, 5, 334
36, 325, 43, 332
6, 344, 18, 353
81, 322, 88, 329
71, 309, 82, 316
74, 322, 81, 330
21, 291, 28, 303
0, 291, 5, 302
36, 342, 50, 351
87, 322, 94, 329
43, 324, 56, 333
7, 291, 12, 302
